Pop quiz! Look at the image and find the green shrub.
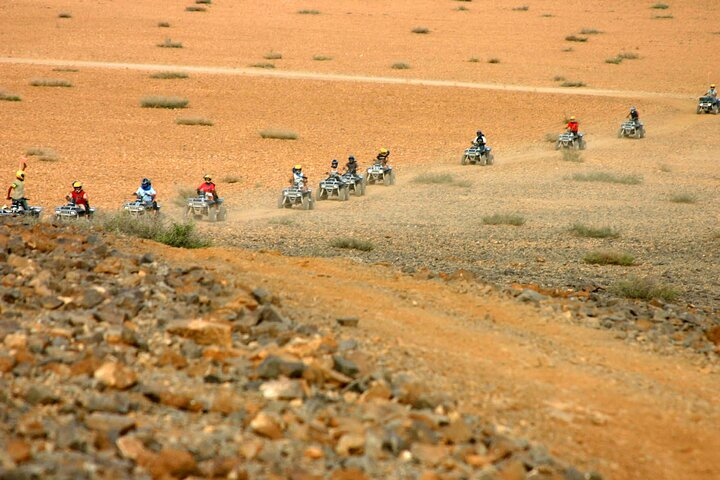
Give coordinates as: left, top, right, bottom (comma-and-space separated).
669, 193, 697, 204
259, 129, 298, 140
331, 237, 375, 252
456, 6, 469, 11
565, 35, 588, 42
571, 172, 642, 185
250, 63, 275, 69
297, 9, 320, 14
618, 52, 639, 60
52, 67, 78, 72
653, 14, 673, 19
176, 117, 213, 126
570, 224, 619, 239
264, 51, 282, 60
26, 147, 58, 162
98, 212, 210, 249
561, 81, 586, 87
611, 276, 678, 302
158, 38, 182, 48
185, 6, 206, 12
580, 28, 602, 34
468, 57, 480, 63
140, 96, 189, 109
482, 213, 525, 226
605, 57, 623, 64
583, 250, 635, 266
313, 55, 333, 61
651, 3, 669, 9
196, 0, 212, 4
411, 27, 430, 34
149, 71, 188, 79
512, 6, 529, 11
391, 62, 411, 70
0, 91, 21, 102
30, 78, 72, 87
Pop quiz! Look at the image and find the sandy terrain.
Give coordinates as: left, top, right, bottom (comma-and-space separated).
1, 1, 719, 479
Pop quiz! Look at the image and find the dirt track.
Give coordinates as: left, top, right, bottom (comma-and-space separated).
142, 241, 720, 480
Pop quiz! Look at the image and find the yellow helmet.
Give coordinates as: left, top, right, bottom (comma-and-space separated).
15, 171, 25, 180
379, 148, 388, 155
712, 84, 716, 88
569, 115, 576, 121
294, 164, 302, 170
203, 174, 212, 181
72, 181, 82, 188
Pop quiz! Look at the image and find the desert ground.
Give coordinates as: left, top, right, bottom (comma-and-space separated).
1, 0, 719, 479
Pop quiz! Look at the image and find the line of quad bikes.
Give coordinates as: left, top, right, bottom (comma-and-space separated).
2, 95, 716, 220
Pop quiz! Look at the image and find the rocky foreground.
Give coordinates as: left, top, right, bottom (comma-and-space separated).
0, 221, 600, 480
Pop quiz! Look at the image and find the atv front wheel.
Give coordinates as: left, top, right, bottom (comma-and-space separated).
277, 195, 285, 209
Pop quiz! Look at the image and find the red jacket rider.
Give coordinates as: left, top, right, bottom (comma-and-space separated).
67, 181, 90, 210
566, 117, 579, 134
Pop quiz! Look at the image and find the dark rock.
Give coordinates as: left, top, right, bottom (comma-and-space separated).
257, 305, 290, 325
77, 289, 106, 309
26, 386, 60, 406
333, 355, 360, 378
256, 355, 306, 379
252, 287, 272, 305
336, 317, 360, 327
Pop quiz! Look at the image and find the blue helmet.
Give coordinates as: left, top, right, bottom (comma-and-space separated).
348, 156, 356, 163
141, 178, 151, 190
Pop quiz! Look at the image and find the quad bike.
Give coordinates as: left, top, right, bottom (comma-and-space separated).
555, 131, 586, 150
461, 145, 494, 166
317, 174, 350, 201
278, 180, 314, 210
341, 172, 366, 196
618, 120, 645, 139
696, 96, 719, 114
0, 199, 42, 218
185, 192, 227, 222
123, 195, 160, 217
365, 161, 395, 185
54, 203, 95, 221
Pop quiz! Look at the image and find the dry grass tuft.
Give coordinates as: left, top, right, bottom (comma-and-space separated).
487, 58, 501, 64
571, 172, 642, 185
176, 117, 213, 126
313, 55, 333, 61
331, 237, 375, 251
512, 6, 529, 11
565, 35, 588, 42
26, 147, 59, 162
264, 52, 282, 60
0, 91, 21, 102
669, 193, 697, 204
140, 96, 189, 109
561, 81, 586, 87
583, 250, 635, 266
158, 38, 183, 48
149, 71, 188, 79
158, 21, 170, 27
250, 63, 275, 69
611, 276, 678, 302
297, 9, 320, 14
185, 5, 206, 12
58, 12, 72, 18
570, 224, 620, 239
411, 27, 431, 34
482, 213, 525, 226
260, 129, 298, 140
30, 78, 72, 87
391, 62, 411, 70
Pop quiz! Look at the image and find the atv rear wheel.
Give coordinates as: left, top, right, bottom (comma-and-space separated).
486, 153, 494, 165
208, 208, 218, 223
301, 196, 311, 210
277, 195, 285, 209
217, 208, 227, 221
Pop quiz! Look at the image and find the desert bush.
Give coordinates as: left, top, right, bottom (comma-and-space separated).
653, 14, 673, 19
658, 164, 672, 172
331, 237, 375, 252
313, 55, 332, 61
605, 57, 623, 64
456, 6, 469, 11
158, 38, 183, 48
158, 21, 170, 27
562, 150, 583, 162
99, 212, 210, 249
149, 71, 188, 79
413, 173, 469, 187
264, 51, 282, 60
580, 28, 602, 34
561, 81, 586, 87
453, 0, 471, 2
411, 27, 430, 34
488, 58, 501, 64
196, 0, 212, 4
297, 9, 320, 14
583, 250, 635, 266
30, 78, 72, 87
570, 224, 620, 239
468, 57, 480, 63
140, 96, 189, 109
52, 67, 78, 72
571, 172, 642, 185
565, 35, 588, 42
58, 12, 72, 18
391, 62, 411, 70
222, 176, 241, 184
512, 6, 529, 11
250, 63, 275, 69
259, 129, 298, 140
651, 3, 669, 9
611, 276, 678, 302
26, 148, 58, 162
552, 75, 566, 81
618, 52, 639, 60
541, 13, 554, 17
185, 6, 206, 12
669, 193, 697, 204
176, 117, 213, 126
482, 213, 525, 226
562, 47, 574, 52
0, 91, 21, 102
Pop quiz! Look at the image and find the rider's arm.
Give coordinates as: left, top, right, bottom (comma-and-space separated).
6, 185, 14, 200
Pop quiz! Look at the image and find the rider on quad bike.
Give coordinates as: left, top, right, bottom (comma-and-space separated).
627, 107, 640, 124
566, 116, 580, 140
345, 156, 358, 175
135, 178, 159, 211
6, 160, 29, 212
472, 130, 487, 149
290, 165, 308, 190
376, 148, 391, 171
197, 174, 222, 210
328, 159, 341, 177
706, 84, 718, 106
66, 181, 91, 213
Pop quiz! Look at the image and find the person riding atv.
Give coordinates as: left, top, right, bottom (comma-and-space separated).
66, 181, 91, 213
328, 159, 342, 177
706, 84, 718, 106
290, 165, 308, 190
566, 116, 580, 140
196, 174, 222, 210
345, 156, 358, 175
627, 107, 640, 124
135, 178, 159, 211
6, 160, 28, 211
472, 130, 487, 149
376, 148, 391, 171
